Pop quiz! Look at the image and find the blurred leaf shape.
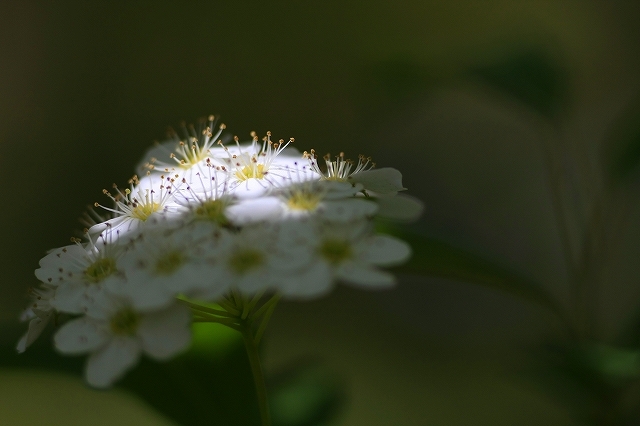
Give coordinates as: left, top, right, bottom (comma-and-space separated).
189, 315, 241, 358
470, 48, 568, 119
601, 96, 640, 183
581, 344, 640, 382
378, 222, 564, 318
270, 360, 345, 426
526, 342, 640, 425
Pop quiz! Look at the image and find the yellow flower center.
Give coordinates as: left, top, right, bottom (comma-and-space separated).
110, 308, 139, 336
131, 202, 160, 220
235, 164, 265, 181
154, 251, 185, 276
195, 200, 229, 225
228, 249, 264, 274
84, 257, 118, 283
287, 190, 321, 211
320, 239, 352, 264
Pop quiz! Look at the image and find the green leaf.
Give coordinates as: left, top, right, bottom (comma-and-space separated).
582, 344, 640, 382
378, 223, 564, 318
524, 342, 640, 425
470, 48, 568, 119
270, 361, 345, 426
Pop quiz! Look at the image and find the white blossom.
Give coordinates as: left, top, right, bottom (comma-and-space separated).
21, 116, 421, 389
54, 293, 191, 388
240, 179, 378, 223
218, 133, 307, 198
275, 219, 411, 298
16, 283, 56, 353
90, 173, 183, 242
111, 222, 226, 308
36, 229, 126, 314
304, 150, 405, 195
137, 115, 227, 180
198, 224, 308, 297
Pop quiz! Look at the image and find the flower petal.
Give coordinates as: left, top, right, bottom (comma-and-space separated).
278, 262, 334, 299
361, 235, 412, 266
85, 337, 141, 388
227, 197, 283, 224
54, 317, 109, 354
16, 312, 53, 353
336, 262, 396, 288
374, 193, 424, 222
319, 199, 378, 222
138, 304, 191, 360
349, 168, 405, 195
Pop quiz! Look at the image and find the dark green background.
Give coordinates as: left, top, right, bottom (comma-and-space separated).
2, 1, 640, 424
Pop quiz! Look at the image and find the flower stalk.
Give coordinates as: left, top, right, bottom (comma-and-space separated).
241, 322, 271, 426
184, 292, 281, 426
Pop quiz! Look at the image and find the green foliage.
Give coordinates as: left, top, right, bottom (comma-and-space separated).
581, 344, 640, 383
470, 48, 568, 119
270, 362, 345, 426
528, 342, 640, 425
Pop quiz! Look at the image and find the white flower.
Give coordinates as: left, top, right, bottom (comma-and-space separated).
276, 219, 411, 298
218, 133, 306, 198
111, 222, 226, 308
304, 150, 405, 195
373, 193, 424, 222
173, 167, 238, 225
200, 224, 307, 297
137, 115, 227, 178
16, 283, 56, 353
90, 173, 183, 242
239, 179, 378, 222
36, 229, 125, 314
54, 294, 191, 388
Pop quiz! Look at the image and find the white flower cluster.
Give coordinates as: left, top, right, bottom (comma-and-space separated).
18, 116, 422, 387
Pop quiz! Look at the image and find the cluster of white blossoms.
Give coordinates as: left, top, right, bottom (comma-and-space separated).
18, 116, 422, 388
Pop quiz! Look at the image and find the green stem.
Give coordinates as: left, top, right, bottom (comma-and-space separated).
178, 299, 236, 317
255, 295, 281, 345
241, 323, 271, 426
218, 298, 242, 316
251, 293, 280, 320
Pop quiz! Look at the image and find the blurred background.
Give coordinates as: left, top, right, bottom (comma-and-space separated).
2, 1, 640, 425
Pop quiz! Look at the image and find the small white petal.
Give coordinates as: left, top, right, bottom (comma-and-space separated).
237, 270, 274, 294
374, 193, 424, 221
226, 197, 283, 224
16, 334, 28, 354
138, 304, 191, 360
85, 337, 141, 388
105, 277, 176, 311
54, 317, 109, 354
279, 262, 334, 299
231, 178, 269, 198
349, 168, 405, 195
336, 262, 396, 288
16, 313, 53, 353
319, 199, 378, 222
49, 281, 102, 314
361, 235, 412, 266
